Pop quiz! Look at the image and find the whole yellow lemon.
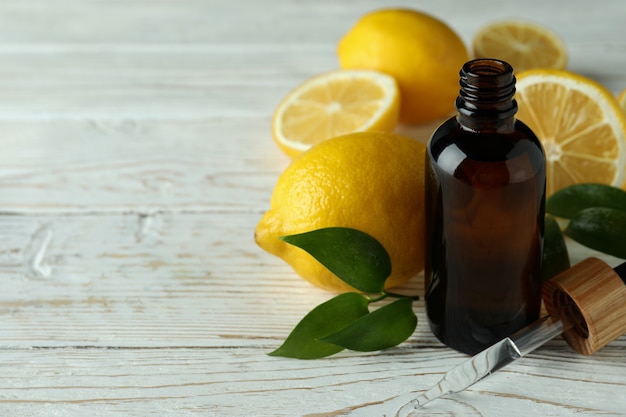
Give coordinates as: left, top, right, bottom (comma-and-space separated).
337, 8, 469, 124
255, 131, 426, 292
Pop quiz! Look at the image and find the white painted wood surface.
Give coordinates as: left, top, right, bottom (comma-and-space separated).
1, 1, 625, 416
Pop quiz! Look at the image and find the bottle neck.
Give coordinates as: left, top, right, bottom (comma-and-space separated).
456, 59, 517, 133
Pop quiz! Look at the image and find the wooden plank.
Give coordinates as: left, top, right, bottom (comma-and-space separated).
0, 118, 287, 212
1, 211, 623, 349
0, 211, 310, 347
0, 0, 624, 46
0, 48, 333, 120
0, 210, 424, 348
0, 345, 625, 417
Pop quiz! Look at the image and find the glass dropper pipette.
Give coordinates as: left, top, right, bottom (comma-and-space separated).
396, 315, 566, 415
396, 258, 626, 416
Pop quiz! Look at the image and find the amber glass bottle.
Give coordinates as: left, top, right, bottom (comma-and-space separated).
424, 59, 546, 355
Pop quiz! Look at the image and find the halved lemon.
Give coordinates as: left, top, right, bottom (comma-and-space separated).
515, 69, 626, 196
271, 70, 400, 158
472, 20, 568, 73
618, 87, 626, 112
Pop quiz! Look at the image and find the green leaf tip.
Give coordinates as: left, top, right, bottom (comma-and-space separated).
280, 227, 391, 293
268, 293, 369, 359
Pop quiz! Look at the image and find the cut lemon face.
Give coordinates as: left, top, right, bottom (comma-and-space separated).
618, 87, 626, 112
271, 70, 400, 158
515, 69, 626, 196
472, 20, 568, 73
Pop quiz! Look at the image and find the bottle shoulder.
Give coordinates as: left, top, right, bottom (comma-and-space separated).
427, 116, 546, 184
428, 117, 544, 162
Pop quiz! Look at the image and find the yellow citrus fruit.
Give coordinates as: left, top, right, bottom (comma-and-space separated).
515, 69, 626, 196
337, 8, 469, 125
618, 87, 626, 112
472, 20, 568, 73
255, 131, 426, 292
271, 69, 400, 158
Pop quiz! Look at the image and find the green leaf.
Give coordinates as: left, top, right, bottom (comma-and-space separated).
268, 292, 370, 359
319, 298, 417, 352
280, 227, 391, 293
546, 183, 626, 218
565, 207, 626, 259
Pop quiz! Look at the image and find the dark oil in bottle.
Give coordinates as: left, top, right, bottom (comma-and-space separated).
424, 59, 546, 355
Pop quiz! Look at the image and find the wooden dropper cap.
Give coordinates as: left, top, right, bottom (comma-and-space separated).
542, 257, 626, 355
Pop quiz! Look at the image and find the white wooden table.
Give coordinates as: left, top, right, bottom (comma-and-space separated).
1, 1, 625, 416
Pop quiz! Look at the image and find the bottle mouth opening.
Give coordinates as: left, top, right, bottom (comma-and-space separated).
463, 59, 514, 77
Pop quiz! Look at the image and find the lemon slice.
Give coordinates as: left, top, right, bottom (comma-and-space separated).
618, 87, 626, 112
472, 20, 568, 73
515, 69, 626, 196
271, 70, 400, 158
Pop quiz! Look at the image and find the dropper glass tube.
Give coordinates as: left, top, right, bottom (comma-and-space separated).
396, 316, 567, 414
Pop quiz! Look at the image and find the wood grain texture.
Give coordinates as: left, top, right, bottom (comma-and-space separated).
1, 345, 625, 417
1, 0, 625, 416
